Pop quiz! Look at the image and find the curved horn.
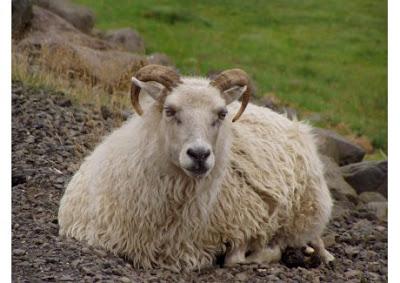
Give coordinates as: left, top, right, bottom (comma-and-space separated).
131, 64, 181, 115
210, 69, 252, 122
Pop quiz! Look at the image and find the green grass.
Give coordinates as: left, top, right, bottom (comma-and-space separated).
74, 0, 387, 151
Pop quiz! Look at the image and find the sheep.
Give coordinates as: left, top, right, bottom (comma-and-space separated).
58, 64, 334, 271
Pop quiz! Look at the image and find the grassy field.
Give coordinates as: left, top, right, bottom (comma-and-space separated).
75, 0, 387, 151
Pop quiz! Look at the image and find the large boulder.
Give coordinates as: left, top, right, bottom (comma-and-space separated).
16, 6, 148, 92
17, 6, 111, 50
104, 28, 146, 54
320, 154, 358, 202
12, 0, 33, 39
33, 0, 95, 34
341, 160, 388, 197
314, 128, 366, 166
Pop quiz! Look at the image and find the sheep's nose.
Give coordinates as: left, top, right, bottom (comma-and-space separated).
187, 147, 211, 162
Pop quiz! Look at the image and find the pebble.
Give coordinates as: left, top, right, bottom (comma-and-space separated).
345, 246, 359, 256
345, 270, 362, 278
235, 271, 248, 281
322, 233, 336, 248
13, 248, 26, 256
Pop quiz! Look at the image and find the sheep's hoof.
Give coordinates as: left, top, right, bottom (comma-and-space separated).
224, 255, 246, 267
309, 237, 335, 265
224, 243, 247, 267
246, 245, 282, 264
320, 249, 335, 264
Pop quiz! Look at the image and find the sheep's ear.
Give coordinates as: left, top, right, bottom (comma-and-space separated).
221, 85, 247, 105
131, 77, 164, 101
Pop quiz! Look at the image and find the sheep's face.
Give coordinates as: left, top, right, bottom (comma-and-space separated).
132, 77, 247, 178
162, 80, 228, 178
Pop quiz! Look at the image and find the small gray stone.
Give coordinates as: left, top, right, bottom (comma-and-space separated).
359, 191, 386, 203
344, 246, 359, 256
366, 271, 381, 281
345, 269, 362, 278
322, 233, 336, 248
235, 271, 249, 281
13, 248, 26, 256
366, 201, 387, 222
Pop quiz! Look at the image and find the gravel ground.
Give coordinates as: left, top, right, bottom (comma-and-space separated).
12, 81, 388, 282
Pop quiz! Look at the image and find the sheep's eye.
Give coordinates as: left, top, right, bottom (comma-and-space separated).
164, 107, 176, 117
218, 110, 228, 120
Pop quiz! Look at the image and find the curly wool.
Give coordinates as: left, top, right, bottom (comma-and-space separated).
58, 94, 332, 271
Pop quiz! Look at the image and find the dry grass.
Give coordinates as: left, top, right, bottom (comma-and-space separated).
12, 45, 132, 115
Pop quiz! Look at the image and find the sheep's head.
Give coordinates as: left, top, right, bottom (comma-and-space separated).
131, 64, 251, 178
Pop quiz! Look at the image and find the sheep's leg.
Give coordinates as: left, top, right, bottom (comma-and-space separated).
224, 243, 247, 266
245, 245, 282, 264
309, 237, 335, 264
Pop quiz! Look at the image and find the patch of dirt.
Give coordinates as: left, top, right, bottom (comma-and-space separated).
12, 82, 387, 282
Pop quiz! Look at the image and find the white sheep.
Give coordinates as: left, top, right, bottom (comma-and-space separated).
58, 64, 334, 271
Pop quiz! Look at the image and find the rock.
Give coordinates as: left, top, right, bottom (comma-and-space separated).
12, 172, 27, 186
341, 160, 388, 197
120, 277, 131, 283
13, 248, 26, 256
366, 201, 387, 222
345, 269, 362, 278
314, 128, 366, 166
366, 271, 381, 281
16, 7, 148, 92
91, 28, 105, 38
80, 265, 94, 275
322, 234, 336, 248
59, 275, 74, 281
104, 28, 145, 54
344, 246, 359, 256
33, 0, 95, 33
319, 155, 358, 202
100, 105, 113, 120
304, 113, 323, 123
281, 107, 297, 121
234, 271, 249, 281
17, 6, 147, 94
331, 202, 351, 220
358, 192, 386, 203
12, 0, 33, 39
57, 98, 72, 108
17, 6, 112, 50
147, 53, 174, 66
349, 135, 374, 154
258, 94, 297, 120
260, 94, 281, 112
